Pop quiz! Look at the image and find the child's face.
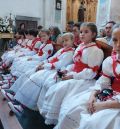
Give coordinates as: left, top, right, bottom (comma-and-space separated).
72, 26, 79, 36
25, 34, 29, 39
62, 35, 73, 48
80, 26, 95, 44
54, 36, 63, 51
40, 32, 50, 43
112, 28, 120, 54
15, 32, 21, 39
66, 24, 73, 32
29, 35, 34, 40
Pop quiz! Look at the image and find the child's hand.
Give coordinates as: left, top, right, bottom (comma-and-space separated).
92, 101, 107, 112
36, 64, 44, 72
27, 58, 32, 61
88, 92, 97, 114
60, 70, 68, 74
62, 75, 73, 80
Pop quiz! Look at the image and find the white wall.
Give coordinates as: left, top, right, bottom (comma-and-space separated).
96, 0, 111, 29
0, 0, 67, 31
110, 0, 120, 23
96, 0, 120, 29
43, 0, 67, 32
0, 0, 42, 23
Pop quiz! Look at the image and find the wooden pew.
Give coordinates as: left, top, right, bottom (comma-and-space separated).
0, 92, 23, 129
96, 38, 113, 59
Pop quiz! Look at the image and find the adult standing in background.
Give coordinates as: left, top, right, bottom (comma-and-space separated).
104, 21, 116, 46
97, 21, 116, 47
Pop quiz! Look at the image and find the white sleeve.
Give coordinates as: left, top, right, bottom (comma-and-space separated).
24, 50, 36, 56
43, 51, 73, 70
47, 49, 62, 62
31, 54, 40, 61
38, 44, 54, 61
73, 48, 104, 80
65, 64, 74, 71
33, 41, 42, 52
91, 57, 113, 91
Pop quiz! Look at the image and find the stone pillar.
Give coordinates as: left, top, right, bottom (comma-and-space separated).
43, 0, 66, 32
96, 0, 120, 29
110, 0, 120, 22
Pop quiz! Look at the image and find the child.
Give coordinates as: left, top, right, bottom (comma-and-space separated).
9, 29, 42, 74
72, 23, 82, 47
0, 30, 27, 69
7, 32, 74, 115
49, 26, 61, 43
1, 29, 41, 70
39, 22, 104, 125
1, 34, 63, 99
0, 29, 41, 89
54, 24, 120, 129
9, 29, 53, 78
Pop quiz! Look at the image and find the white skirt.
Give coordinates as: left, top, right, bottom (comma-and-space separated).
14, 69, 56, 110
55, 90, 120, 129
37, 72, 62, 111
10, 68, 36, 93
40, 79, 96, 125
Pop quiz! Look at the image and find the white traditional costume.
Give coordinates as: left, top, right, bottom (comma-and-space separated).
39, 42, 104, 125
1, 37, 41, 69
12, 47, 74, 110
1, 39, 28, 68
10, 40, 53, 77
54, 54, 120, 129
9, 38, 42, 76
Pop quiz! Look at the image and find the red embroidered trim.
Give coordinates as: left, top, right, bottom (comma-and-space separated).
102, 73, 111, 79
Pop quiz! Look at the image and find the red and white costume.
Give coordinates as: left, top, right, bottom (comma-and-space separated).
9, 38, 42, 76
1, 39, 28, 65
1, 38, 41, 68
10, 40, 53, 77
39, 42, 104, 125
53, 54, 120, 129
10, 47, 74, 110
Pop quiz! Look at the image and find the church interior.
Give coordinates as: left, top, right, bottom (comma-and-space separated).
0, 0, 120, 129
66, 0, 98, 23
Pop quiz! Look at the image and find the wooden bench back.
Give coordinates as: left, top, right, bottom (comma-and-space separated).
96, 39, 113, 59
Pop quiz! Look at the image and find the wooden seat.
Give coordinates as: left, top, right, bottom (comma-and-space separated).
96, 38, 113, 59
0, 92, 23, 129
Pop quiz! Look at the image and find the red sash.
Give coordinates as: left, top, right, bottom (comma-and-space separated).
28, 38, 41, 51
73, 43, 99, 73
49, 47, 74, 69
38, 40, 52, 56
111, 55, 120, 92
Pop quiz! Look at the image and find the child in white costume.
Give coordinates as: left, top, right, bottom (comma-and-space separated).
1, 30, 28, 69
9, 29, 53, 77
53, 24, 120, 129
0, 30, 41, 89
8, 33, 74, 114
8, 35, 63, 94
39, 23, 104, 125
1, 29, 41, 70
9, 31, 42, 77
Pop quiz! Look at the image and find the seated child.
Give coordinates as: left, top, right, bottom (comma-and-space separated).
54, 23, 120, 129
39, 22, 104, 125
